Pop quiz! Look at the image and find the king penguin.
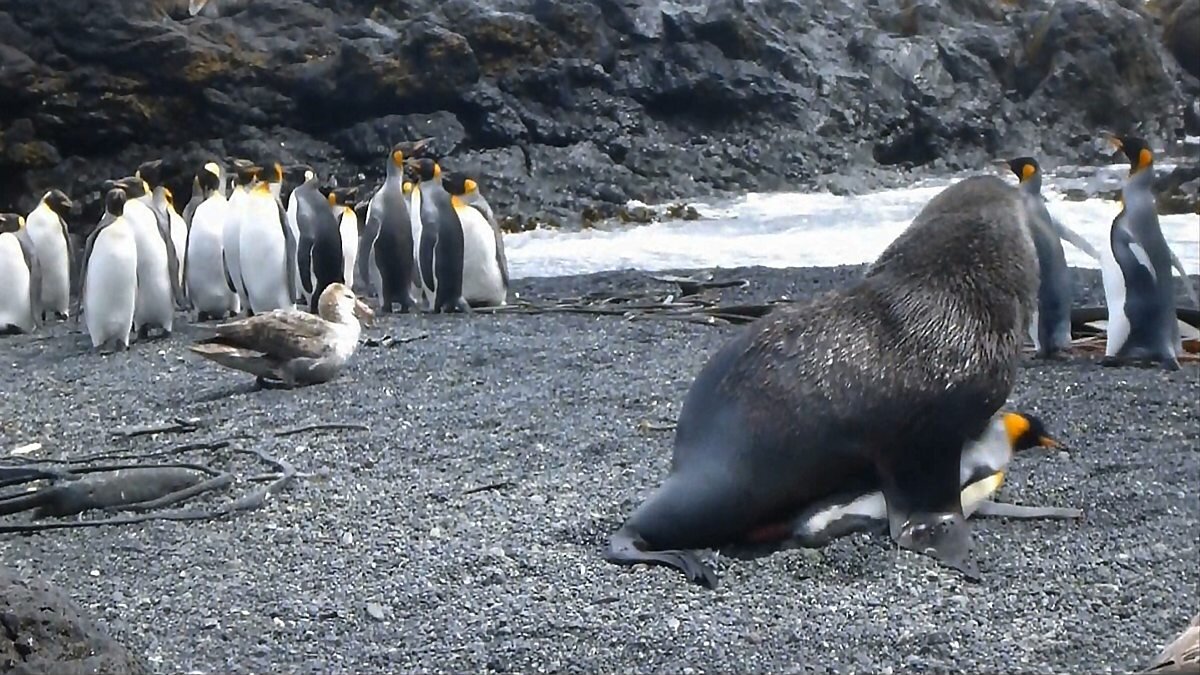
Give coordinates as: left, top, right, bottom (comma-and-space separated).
282, 164, 310, 303
329, 187, 360, 291
185, 163, 240, 321
222, 161, 260, 313
361, 146, 417, 313
1004, 157, 1101, 358
135, 159, 187, 310
24, 189, 74, 321
237, 174, 299, 314
1100, 136, 1193, 370
441, 172, 510, 308
291, 169, 345, 313
157, 186, 189, 293
109, 175, 178, 339
409, 158, 445, 309
182, 174, 205, 228
79, 189, 139, 353
0, 213, 43, 335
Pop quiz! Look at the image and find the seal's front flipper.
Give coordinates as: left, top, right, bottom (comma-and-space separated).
604, 526, 719, 589
894, 511, 981, 582
971, 501, 1083, 520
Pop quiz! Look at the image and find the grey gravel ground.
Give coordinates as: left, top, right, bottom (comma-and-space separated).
1, 265, 1197, 675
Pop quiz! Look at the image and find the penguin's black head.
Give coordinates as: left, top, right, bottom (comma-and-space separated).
414, 158, 441, 182
1005, 157, 1040, 183
42, 189, 74, 218
1003, 412, 1065, 452
105, 188, 128, 217
1109, 135, 1154, 174
111, 176, 147, 199
0, 213, 24, 234
263, 160, 284, 184
329, 187, 358, 208
441, 172, 480, 197
197, 164, 221, 192
236, 165, 263, 186
136, 159, 165, 187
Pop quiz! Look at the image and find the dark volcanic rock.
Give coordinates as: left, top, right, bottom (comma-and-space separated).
0, 0, 1197, 227
0, 567, 150, 675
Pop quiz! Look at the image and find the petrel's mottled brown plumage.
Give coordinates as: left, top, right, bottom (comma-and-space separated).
189, 282, 373, 388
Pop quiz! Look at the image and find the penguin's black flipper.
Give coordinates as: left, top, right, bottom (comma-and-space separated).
15, 227, 43, 330
604, 527, 719, 589
278, 198, 300, 302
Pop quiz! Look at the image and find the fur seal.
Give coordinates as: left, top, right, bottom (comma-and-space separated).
604, 175, 1038, 588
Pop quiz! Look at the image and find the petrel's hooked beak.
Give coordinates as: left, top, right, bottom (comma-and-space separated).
352, 298, 375, 326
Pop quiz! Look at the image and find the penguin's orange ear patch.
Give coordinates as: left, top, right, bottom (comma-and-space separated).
1020, 163, 1036, 181
1137, 148, 1153, 172
392, 150, 404, 166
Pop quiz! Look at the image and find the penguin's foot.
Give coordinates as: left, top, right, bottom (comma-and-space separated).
1100, 354, 1179, 370
0, 324, 24, 336
604, 527, 719, 589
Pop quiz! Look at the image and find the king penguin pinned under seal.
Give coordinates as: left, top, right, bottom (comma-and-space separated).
24, 189, 75, 321
603, 175, 1039, 589
0, 213, 43, 335
1099, 135, 1196, 371
1004, 157, 1101, 359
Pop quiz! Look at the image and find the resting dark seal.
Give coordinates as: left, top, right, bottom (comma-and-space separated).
604, 175, 1039, 588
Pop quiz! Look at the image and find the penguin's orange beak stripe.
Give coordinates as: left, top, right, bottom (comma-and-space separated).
1038, 435, 1065, 449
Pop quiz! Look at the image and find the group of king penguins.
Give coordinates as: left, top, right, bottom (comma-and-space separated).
0, 144, 511, 353
1004, 135, 1198, 372
0, 134, 1195, 370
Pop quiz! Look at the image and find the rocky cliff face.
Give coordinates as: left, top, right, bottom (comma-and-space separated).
1, 0, 1196, 228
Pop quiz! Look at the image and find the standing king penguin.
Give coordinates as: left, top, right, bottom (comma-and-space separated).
135, 160, 187, 310
80, 189, 139, 353
185, 162, 240, 321
110, 175, 179, 339
409, 158, 455, 310
361, 146, 417, 313
1005, 157, 1101, 358
0, 214, 43, 335
290, 168, 345, 314
441, 172, 509, 308
222, 161, 260, 313
329, 187, 360, 291
1100, 136, 1194, 370
24, 189, 74, 321
603, 175, 1039, 588
237, 175, 299, 314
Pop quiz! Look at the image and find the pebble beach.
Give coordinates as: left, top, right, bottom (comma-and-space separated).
1, 265, 1197, 674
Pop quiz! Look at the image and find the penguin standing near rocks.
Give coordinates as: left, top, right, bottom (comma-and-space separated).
24, 189, 74, 321
1100, 136, 1193, 370
1004, 157, 1100, 358
79, 189, 139, 353
441, 172, 510, 308
282, 164, 311, 303
182, 174, 205, 227
290, 169, 344, 314
360, 146, 417, 313
328, 187, 360, 291
604, 175, 1039, 588
158, 187, 189, 293
185, 163, 240, 321
109, 175, 179, 339
0, 214, 42, 335
409, 158, 454, 310
237, 174, 298, 315
222, 161, 259, 313
135, 160, 187, 310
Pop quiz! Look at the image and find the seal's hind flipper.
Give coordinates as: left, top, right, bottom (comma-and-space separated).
604, 526, 719, 589
971, 501, 1083, 520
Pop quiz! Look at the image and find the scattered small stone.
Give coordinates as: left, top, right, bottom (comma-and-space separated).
341, 531, 354, 546
366, 603, 386, 622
